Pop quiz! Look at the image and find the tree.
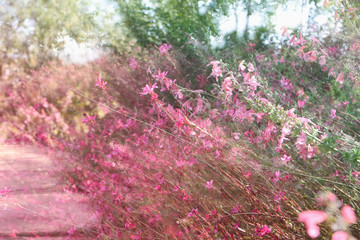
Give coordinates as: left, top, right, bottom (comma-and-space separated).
0, 0, 96, 74
113, 0, 236, 49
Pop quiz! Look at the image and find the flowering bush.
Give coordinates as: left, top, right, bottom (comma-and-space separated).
1, 8, 360, 239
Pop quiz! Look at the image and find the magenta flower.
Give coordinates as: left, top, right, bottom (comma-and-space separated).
298, 210, 328, 238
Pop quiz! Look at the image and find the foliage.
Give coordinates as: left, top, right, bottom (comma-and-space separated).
0, 0, 96, 71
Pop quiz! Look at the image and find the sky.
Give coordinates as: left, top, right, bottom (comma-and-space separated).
60, 0, 332, 63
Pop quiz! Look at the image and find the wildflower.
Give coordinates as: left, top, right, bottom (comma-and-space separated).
205, 180, 214, 190
95, 74, 107, 90
140, 83, 158, 96
82, 113, 96, 124
129, 57, 138, 69
222, 77, 233, 98
298, 100, 306, 109
188, 208, 198, 217
152, 70, 168, 81
298, 210, 328, 238
248, 42, 256, 51
280, 26, 290, 37
281, 154, 291, 164
207, 61, 222, 81
256, 225, 271, 236
330, 109, 337, 119
248, 63, 255, 72
273, 170, 281, 184
341, 205, 357, 224
0, 187, 10, 199
332, 231, 348, 240
238, 60, 246, 71
319, 55, 326, 66
157, 43, 171, 54
336, 73, 344, 84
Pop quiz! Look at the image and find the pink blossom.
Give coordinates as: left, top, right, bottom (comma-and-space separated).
207, 61, 223, 80
298, 100, 306, 108
330, 109, 337, 119
82, 113, 96, 124
336, 73, 344, 84
298, 210, 328, 238
157, 43, 171, 54
152, 70, 168, 81
341, 205, 357, 224
319, 55, 326, 66
188, 208, 198, 217
205, 180, 214, 190
140, 83, 158, 96
332, 231, 348, 240
95, 74, 107, 90
255, 225, 271, 236
129, 57, 138, 69
238, 60, 246, 71
281, 154, 291, 163
0, 187, 11, 199
248, 63, 255, 72
222, 77, 233, 98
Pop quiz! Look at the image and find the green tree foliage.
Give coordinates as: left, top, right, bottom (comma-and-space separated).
113, 0, 236, 48
0, 0, 96, 72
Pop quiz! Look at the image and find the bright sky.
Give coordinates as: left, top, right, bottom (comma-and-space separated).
212, 0, 331, 48
60, 0, 332, 63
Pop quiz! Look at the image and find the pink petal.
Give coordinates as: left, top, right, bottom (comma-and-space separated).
306, 223, 320, 238
332, 231, 348, 240
298, 210, 328, 225
341, 205, 357, 224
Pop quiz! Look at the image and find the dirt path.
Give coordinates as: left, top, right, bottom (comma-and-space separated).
0, 145, 97, 239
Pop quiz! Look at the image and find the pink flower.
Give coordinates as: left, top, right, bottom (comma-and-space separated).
255, 225, 271, 236
281, 154, 291, 163
188, 208, 198, 217
140, 83, 158, 96
330, 109, 337, 119
341, 205, 357, 224
238, 60, 246, 71
336, 73, 344, 84
248, 63, 255, 72
157, 43, 171, 54
95, 74, 107, 90
0, 187, 11, 199
298, 210, 328, 238
298, 100, 306, 108
152, 70, 168, 81
205, 180, 214, 190
207, 61, 222, 80
332, 231, 348, 240
273, 170, 281, 184
82, 113, 96, 124
129, 57, 138, 69
319, 55, 326, 66
222, 77, 233, 98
